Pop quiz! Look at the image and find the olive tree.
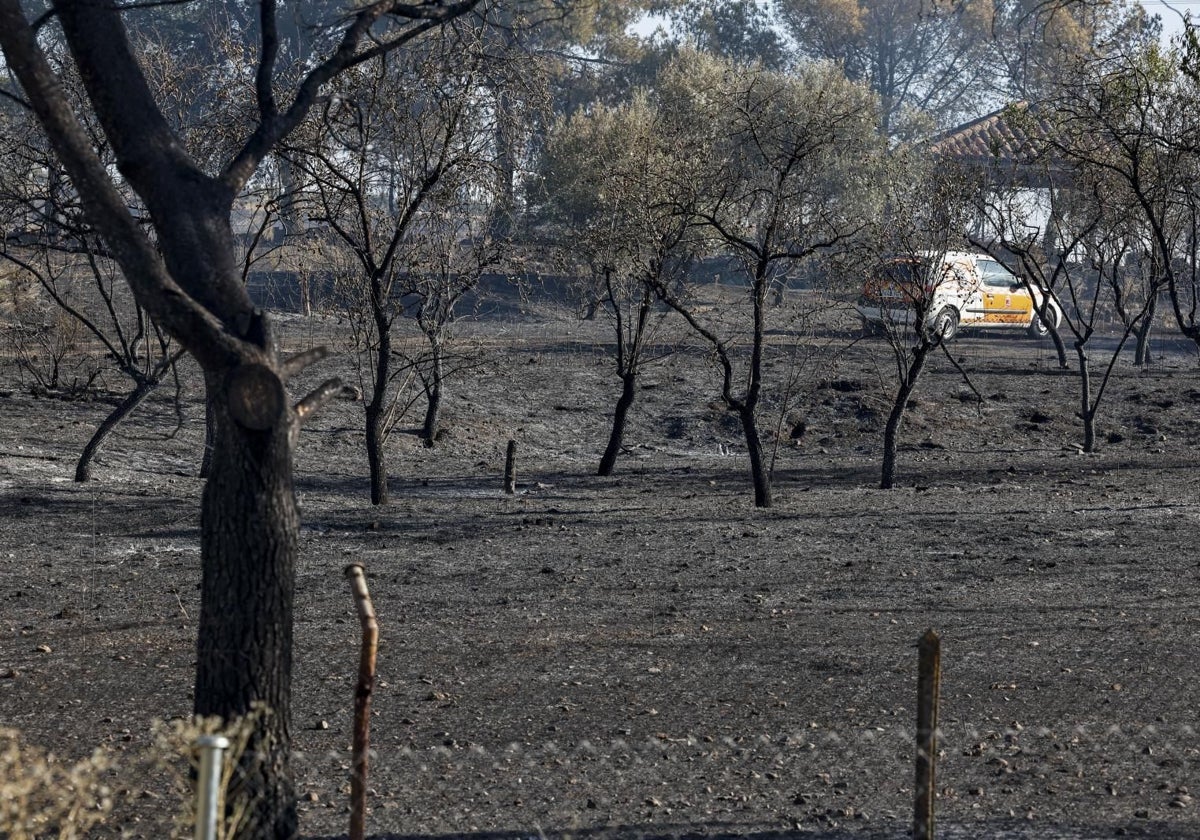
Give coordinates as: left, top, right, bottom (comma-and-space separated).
0, 2, 503, 835
857, 155, 983, 488
289, 31, 501, 504
539, 92, 699, 475
649, 52, 883, 507
0, 17, 276, 482
973, 174, 1163, 453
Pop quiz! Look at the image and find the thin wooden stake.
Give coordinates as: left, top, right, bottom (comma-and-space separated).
914, 628, 941, 840
504, 440, 517, 494
344, 564, 378, 840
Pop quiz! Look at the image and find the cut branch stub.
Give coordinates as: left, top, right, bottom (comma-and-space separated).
295, 377, 345, 424
281, 346, 330, 380
227, 363, 286, 430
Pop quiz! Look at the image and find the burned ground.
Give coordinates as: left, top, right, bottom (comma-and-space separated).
2, 296, 1200, 839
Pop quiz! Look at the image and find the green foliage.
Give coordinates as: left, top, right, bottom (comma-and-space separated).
542, 51, 885, 282
669, 0, 788, 70
656, 51, 885, 265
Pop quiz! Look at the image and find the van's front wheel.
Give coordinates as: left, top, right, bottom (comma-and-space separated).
930, 307, 958, 343
1029, 306, 1058, 338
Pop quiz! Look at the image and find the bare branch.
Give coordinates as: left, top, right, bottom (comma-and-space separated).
256, 0, 280, 123
0, 0, 240, 368
281, 346, 331, 380
295, 377, 346, 423
220, 0, 483, 194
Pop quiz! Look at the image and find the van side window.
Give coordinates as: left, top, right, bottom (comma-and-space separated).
977, 259, 1017, 289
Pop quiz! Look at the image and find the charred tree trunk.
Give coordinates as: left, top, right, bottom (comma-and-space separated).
1076, 346, 1096, 453
195, 367, 299, 840
598, 370, 637, 476
365, 285, 391, 505
200, 395, 216, 479
365, 400, 388, 506
1134, 295, 1156, 366
421, 381, 441, 447
881, 343, 931, 490
1048, 322, 1069, 369
421, 336, 444, 446
743, 275, 771, 509
1134, 323, 1152, 366
740, 405, 772, 508
75, 374, 158, 482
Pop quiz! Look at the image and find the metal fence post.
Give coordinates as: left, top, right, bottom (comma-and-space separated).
195, 734, 230, 840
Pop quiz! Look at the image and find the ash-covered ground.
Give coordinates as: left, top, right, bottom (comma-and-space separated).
3, 295, 1200, 839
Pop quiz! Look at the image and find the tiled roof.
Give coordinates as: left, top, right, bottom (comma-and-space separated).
927, 103, 1068, 184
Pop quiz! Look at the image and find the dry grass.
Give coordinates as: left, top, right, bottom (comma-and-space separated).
0, 709, 263, 840
0, 727, 114, 839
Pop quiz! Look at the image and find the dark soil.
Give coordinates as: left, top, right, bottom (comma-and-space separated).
3, 296, 1200, 839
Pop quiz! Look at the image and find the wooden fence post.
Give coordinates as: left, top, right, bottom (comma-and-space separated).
504, 440, 517, 494
344, 564, 378, 840
914, 628, 941, 840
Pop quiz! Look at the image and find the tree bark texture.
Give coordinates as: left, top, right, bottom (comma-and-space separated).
598, 371, 637, 477
75, 374, 159, 482
740, 406, 772, 508
421, 339, 444, 446
881, 344, 931, 490
365, 400, 388, 506
1076, 348, 1096, 453
1134, 295, 1156, 366
743, 280, 771, 508
366, 298, 391, 505
196, 370, 298, 839
200, 395, 217, 479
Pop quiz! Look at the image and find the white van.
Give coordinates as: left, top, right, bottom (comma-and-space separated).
856, 251, 1061, 341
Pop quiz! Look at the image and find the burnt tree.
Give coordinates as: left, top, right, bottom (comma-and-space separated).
0, 1, 489, 836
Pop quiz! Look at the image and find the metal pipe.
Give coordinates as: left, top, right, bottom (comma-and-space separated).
194, 734, 230, 840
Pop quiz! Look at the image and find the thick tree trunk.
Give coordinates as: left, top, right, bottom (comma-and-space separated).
75, 374, 158, 482
598, 370, 637, 476
881, 345, 930, 490
740, 406, 772, 508
195, 370, 298, 840
421, 383, 441, 446
200, 395, 216, 479
1134, 324, 1152, 366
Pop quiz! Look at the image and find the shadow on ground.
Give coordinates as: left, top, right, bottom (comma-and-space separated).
306, 818, 1194, 839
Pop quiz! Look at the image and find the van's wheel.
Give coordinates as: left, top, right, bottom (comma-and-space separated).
930, 307, 958, 343
1029, 307, 1058, 338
